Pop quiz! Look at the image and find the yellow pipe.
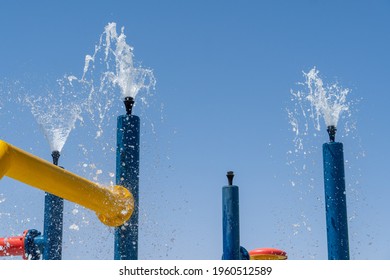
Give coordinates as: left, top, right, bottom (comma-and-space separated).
0, 140, 133, 227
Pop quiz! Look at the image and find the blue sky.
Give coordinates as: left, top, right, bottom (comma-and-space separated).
1, 0, 390, 259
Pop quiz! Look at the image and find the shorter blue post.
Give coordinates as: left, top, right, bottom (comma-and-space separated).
323, 141, 350, 260
114, 98, 140, 260
222, 171, 240, 260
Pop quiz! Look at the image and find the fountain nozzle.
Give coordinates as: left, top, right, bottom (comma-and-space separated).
51, 151, 60, 166
327, 125, 337, 142
227, 171, 234, 186
124, 96, 135, 115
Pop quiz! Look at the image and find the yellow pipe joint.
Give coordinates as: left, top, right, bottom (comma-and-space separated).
0, 140, 133, 227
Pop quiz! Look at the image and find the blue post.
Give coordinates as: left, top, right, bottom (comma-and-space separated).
222, 171, 240, 260
115, 97, 140, 260
42, 151, 63, 260
323, 140, 350, 260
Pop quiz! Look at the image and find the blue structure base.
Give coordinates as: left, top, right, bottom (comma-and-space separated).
222, 185, 240, 260
323, 142, 350, 260
42, 193, 64, 260
115, 114, 140, 260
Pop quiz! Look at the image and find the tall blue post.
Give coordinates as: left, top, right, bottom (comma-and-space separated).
323, 126, 350, 260
222, 171, 240, 260
115, 97, 140, 260
42, 151, 63, 260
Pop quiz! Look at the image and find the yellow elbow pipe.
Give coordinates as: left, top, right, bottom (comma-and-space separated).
0, 140, 133, 227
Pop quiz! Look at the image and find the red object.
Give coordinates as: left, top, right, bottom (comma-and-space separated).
0, 234, 25, 257
249, 248, 287, 260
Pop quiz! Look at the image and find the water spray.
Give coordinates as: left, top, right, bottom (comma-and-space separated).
290, 68, 352, 259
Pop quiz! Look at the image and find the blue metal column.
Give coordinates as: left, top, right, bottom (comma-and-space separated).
115, 97, 140, 260
222, 171, 240, 260
42, 151, 63, 260
323, 138, 350, 260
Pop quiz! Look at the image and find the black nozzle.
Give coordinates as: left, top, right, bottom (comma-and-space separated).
124, 96, 135, 115
51, 150, 60, 166
327, 125, 337, 142
227, 171, 234, 186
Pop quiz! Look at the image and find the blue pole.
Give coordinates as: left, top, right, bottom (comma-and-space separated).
42, 151, 63, 260
115, 97, 140, 260
323, 141, 350, 260
222, 171, 240, 260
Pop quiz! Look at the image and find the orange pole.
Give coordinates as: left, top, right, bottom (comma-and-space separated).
0, 235, 25, 257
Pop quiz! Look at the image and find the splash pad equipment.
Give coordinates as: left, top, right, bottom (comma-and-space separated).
289, 68, 352, 260
0, 103, 137, 259
222, 171, 287, 260
0, 140, 134, 227
0, 230, 43, 259
42, 150, 63, 260
222, 171, 241, 260
249, 248, 288, 260
323, 127, 350, 259
115, 97, 140, 260
0, 26, 353, 260
0, 22, 155, 260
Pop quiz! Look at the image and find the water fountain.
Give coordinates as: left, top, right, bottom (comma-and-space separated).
0, 22, 155, 260
0, 21, 353, 261
80, 22, 155, 260
23, 76, 85, 260
289, 67, 352, 259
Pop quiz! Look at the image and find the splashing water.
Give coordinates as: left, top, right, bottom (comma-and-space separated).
80, 22, 155, 138
293, 67, 350, 130
305, 67, 350, 128
285, 68, 361, 259
82, 22, 156, 99
288, 67, 352, 151
1, 23, 162, 259
25, 77, 84, 152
